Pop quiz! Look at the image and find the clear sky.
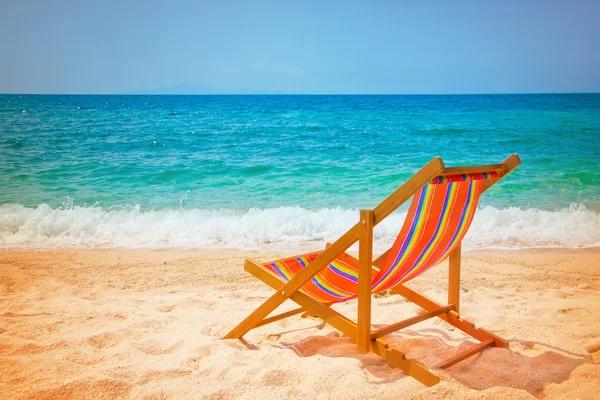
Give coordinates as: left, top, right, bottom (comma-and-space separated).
1, 0, 599, 94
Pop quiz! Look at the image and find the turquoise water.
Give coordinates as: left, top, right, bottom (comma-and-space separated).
1, 94, 599, 249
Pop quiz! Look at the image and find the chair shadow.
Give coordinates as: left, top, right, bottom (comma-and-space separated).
276, 328, 589, 394
239, 322, 328, 350
276, 332, 410, 384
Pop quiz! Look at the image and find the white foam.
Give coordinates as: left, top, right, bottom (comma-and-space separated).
0, 202, 598, 251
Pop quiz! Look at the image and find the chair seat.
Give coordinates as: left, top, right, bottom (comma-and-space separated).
264, 252, 360, 303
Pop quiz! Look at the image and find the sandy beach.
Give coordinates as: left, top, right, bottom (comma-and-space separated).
0, 249, 598, 399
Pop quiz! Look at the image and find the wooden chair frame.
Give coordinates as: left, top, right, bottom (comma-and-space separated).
223, 154, 521, 386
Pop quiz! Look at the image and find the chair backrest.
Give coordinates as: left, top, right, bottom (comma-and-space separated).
264, 164, 511, 304
371, 172, 499, 292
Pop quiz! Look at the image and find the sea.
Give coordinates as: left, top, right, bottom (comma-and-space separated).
1, 94, 599, 251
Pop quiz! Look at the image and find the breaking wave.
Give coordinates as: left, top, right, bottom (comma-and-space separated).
0, 203, 598, 251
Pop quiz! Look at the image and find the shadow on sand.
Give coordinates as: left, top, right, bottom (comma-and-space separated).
275, 328, 589, 395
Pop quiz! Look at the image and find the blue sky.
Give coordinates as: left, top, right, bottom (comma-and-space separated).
1, 0, 598, 94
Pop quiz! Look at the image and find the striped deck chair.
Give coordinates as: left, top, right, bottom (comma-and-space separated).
224, 155, 521, 386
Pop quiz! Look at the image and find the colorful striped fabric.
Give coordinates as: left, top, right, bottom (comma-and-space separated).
371, 179, 481, 292
265, 252, 358, 303
263, 177, 486, 303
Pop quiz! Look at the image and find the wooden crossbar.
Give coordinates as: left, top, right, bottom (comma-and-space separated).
255, 308, 306, 328
438, 339, 495, 369
392, 284, 508, 348
439, 164, 505, 176
370, 305, 455, 340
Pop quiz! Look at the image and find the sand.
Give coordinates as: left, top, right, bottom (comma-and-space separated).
0, 248, 599, 400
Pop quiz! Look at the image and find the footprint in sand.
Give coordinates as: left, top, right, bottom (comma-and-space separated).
23, 378, 132, 400
558, 307, 590, 317
137, 369, 192, 385
81, 292, 98, 301
183, 356, 201, 371
103, 312, 127, 320
66, 348, 106, 365
260, 369, 299, 387
199, 324, 225, 337
88, 332, 123, 349
194, 345, 217, 357
11, 341, 69, 356
181, 297, 211, 308
243, 296, 265, 302
157, 297, 211, 313
158, 305, 174, 313
137, 340, 184, 355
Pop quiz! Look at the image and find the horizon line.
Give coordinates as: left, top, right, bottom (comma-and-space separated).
1, 92, 599, 96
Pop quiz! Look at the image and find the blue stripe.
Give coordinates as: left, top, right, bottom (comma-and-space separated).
311, 277, 347, 299
329, 264, 359, 283
270, 263, 291, 282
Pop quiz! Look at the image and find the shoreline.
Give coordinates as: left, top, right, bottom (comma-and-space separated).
1, 248, 599, 399
1, 244, 599, 252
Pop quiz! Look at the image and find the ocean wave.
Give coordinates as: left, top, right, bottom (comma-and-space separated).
0, 203, 598, 251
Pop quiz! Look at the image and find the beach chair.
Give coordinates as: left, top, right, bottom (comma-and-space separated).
223, 155, 521, 386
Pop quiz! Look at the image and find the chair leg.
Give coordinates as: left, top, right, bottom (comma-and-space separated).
448, 242, 461, 313
357, 210, 374, 353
